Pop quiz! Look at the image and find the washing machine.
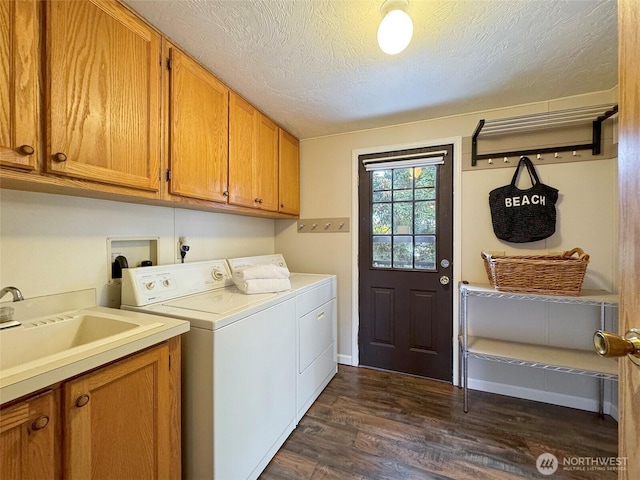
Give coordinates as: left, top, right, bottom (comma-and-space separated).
120, 255, 337, 479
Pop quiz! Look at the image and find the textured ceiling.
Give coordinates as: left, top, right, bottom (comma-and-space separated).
123, 0, 618, 139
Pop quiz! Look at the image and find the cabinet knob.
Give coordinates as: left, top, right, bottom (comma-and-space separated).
223, 191, 229, 197
31, 415, 50, 431
18, 145, 35, 156
280, 203, 285, 208
53, 152, 67, 162
75, 394, 90, 408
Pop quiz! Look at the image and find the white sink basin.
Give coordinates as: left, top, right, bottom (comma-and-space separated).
0, 311, 162, 379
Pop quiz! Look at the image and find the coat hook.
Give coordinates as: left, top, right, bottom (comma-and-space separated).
488, 158, 493, 164
572, 151, 578, 157
536, 154, 542, 160
311, 223, 318, 229
298, 223, 305, 230
339, 222, 345, 229
554, 152, 560, 159
503, 157, 509, 163
324, 223, 331, 229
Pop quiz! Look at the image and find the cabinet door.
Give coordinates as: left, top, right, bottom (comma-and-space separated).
229, 93, 279, 211
255, 114, 279, 212
63, 344, 171, 480
278, 129, 300, 215
168, 45, 229, 202
0, 389, 59, 480
45, 0, 160, 192
228, 92, 256, 208
0, 0, 39, 171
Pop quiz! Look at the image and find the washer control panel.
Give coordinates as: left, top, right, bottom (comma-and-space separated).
121, 260, 233, 306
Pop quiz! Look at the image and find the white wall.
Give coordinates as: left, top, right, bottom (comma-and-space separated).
0, 190, 276, 307
275, 89, 619, 412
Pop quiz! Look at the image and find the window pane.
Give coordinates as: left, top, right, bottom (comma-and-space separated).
393, 168, 412, 189
393, 202, 413, 234
415, 166, 437, 188
393, 236, 413, 269
415, 187, 435, 200
372, 203, 392, 234
415, 235, 436, 270
372, 170, 392, 191
373, 191, 392, 202
393, 190, 413, 201
415, 201, 436, 234
372, 236, 391, 268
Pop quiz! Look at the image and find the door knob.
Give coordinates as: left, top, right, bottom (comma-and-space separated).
439, 275, 450, 285
594, 329, 640, 366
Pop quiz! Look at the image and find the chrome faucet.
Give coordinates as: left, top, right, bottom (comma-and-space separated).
0, 286, 24, 302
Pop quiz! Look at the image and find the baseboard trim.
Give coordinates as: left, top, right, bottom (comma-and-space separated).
337, 354, 353, 366
467, 378, 618, 417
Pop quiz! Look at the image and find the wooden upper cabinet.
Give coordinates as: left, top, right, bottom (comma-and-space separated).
166, 45, 229, 203
255, 114, 279, 212
0, 389, 59, 480
278, 129, 300, 215
229, 92, 278, 211
0, 0, 39, 171
63, 343, 172, 480
228, 93, 257, 208
45, 0, 161, 192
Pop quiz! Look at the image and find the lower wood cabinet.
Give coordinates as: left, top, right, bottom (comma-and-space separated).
0, 389, 59, 480
0, 338, 181, 480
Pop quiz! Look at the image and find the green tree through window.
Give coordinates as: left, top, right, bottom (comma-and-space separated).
371, 166, 437, 269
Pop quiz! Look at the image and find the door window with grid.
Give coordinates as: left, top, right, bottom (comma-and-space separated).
369, 164, 439, 270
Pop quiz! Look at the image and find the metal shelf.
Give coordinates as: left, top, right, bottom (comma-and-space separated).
461, 283, 618, 307
459, 283, 619, 413
471, 104, 618, 166
465, 336, 618, 380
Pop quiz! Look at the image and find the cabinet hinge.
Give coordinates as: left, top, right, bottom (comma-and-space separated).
166, 58, 172, 70
166, 169, 171, 181
169, 354, 171, 371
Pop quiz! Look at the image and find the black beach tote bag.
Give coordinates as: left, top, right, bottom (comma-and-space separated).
489, 156, 559, 243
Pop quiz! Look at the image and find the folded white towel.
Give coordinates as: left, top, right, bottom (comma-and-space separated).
235, 278, 292, 294
233, 264, 290, 281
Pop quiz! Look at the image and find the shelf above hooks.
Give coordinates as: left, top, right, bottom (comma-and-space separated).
471, 104, 618, 166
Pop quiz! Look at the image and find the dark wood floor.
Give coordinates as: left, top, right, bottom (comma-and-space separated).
260, 365, 618, 480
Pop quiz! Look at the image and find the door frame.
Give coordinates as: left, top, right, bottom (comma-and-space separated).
350, 136, 463, 383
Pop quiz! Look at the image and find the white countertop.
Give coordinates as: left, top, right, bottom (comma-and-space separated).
0, 305, 189, 405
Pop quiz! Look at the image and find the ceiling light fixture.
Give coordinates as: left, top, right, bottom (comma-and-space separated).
377, 0, 413, 55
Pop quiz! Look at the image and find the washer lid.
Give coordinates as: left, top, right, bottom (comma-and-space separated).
163, 288, 279, 315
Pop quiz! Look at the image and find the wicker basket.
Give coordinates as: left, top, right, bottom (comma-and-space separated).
481, 248, 589, 296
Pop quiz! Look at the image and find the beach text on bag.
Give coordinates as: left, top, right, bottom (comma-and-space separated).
504, 194, 546, 208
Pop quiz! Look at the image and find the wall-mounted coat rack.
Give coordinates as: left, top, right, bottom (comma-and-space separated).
471, 104, 618, 167
297, 217, 350, 233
